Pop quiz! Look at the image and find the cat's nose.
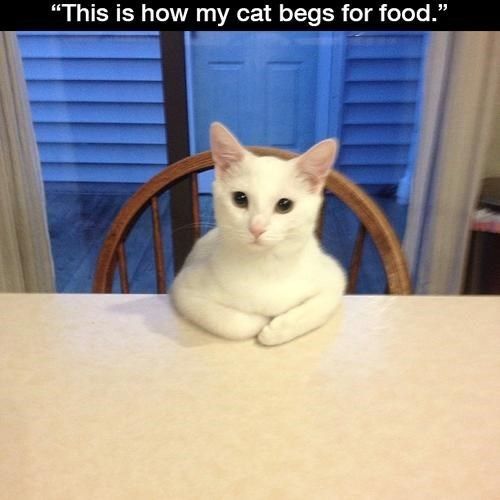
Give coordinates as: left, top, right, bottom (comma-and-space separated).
249, 221, 266, 239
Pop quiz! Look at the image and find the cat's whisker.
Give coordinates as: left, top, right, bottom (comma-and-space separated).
170, 222, 216, 236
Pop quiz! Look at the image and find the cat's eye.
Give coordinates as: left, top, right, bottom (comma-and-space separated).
232, 191, 248, 208
275, 198, 294, 214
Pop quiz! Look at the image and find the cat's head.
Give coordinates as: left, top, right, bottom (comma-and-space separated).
210, 122, 338, 251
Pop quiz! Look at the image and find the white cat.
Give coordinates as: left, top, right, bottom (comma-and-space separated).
171, 122, 346, 346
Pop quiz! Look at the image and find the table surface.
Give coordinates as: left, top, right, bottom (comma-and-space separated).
1, 294, 499, 500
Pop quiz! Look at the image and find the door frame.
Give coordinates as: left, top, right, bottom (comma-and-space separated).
160, 31, 196, 273
314, 31, 346, 141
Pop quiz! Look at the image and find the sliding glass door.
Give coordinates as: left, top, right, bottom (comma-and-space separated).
17, 30, 430, 293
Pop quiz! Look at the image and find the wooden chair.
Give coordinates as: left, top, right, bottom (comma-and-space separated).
93, 147, 411, 294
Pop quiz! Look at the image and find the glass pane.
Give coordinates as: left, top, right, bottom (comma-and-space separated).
17, 31, 167, 292
186, 31, 429, 293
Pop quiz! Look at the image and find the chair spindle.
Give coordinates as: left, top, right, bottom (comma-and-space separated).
347, 225, 367, 293
117, 242, 130, 293
151, 196, 167, 293
190, 174, 201, 240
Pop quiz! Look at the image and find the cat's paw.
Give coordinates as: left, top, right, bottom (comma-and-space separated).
220, 313, 270, 341
257, 316, 294, 346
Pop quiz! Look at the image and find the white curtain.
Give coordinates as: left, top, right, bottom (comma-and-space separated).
405, 32, 500, 294
0, 31, 55, 292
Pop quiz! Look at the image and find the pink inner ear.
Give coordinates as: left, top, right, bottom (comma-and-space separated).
212, 143, 236, 174
297, 139, 338, 192
210, 123, 246, 177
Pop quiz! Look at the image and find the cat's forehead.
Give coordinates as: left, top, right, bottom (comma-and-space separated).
233, 154, 298, 190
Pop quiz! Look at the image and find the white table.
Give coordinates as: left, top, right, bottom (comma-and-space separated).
1, 294, 499, 499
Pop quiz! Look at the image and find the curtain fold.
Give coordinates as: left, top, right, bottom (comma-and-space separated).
405, 31, 500, 294
0, 31, 55, 292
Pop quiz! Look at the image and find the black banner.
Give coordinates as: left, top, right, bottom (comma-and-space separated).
4, 1, 499, 30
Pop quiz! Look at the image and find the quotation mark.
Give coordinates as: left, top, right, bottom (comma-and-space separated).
432, 3, 447, 21
51, 4, 61, 11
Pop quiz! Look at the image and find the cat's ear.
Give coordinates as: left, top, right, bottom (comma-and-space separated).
210, 122, 247, 177
296, 139, 338, 192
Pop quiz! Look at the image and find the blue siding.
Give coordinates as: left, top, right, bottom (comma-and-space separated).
336, 32, 427, 184
18, 31, 166, 183
346, 34, 424, 59
344, 82, 420, 103
30, 102, 165, 123
41, 164, 162, 183
345, 60, 421, 81
343, 103, 416, 125
33, 123, 166, 144
19, 32, 161, 59
38, 143, 166, 164
22, 59, 162, 80
342, 124, 413, 145
27, 81, 163, 102
340, 145, 409, 165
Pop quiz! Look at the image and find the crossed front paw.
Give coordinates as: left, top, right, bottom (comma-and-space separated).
257, 316, 293, 346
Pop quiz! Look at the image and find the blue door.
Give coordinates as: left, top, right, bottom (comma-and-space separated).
187, 31, 322, 191
188, 31, 321, 151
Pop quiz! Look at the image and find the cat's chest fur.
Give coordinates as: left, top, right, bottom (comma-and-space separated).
185, 228, 330, 317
